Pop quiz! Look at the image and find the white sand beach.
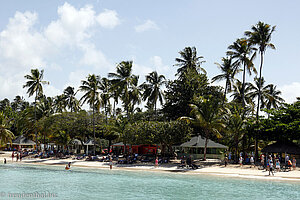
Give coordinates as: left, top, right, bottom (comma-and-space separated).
1, 151, 300, 182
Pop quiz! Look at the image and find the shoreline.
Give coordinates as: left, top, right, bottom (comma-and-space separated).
2, 155, 300, 182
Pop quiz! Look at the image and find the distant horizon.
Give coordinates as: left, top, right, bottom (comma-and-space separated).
1, 1, 299, 104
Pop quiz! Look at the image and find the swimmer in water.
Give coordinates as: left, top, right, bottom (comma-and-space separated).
65, 162, 71, 170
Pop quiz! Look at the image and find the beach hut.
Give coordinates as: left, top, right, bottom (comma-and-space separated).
177, 136, 228, 159
7, 135, 35, 150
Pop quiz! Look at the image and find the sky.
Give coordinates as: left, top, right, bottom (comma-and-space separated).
0, 0, 299, 104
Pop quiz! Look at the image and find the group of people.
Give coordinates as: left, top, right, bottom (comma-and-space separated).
11, 151, 23, 162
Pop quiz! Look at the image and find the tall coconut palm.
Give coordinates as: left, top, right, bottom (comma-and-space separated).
37, 96, 55, 117
108, 61, 138, 119
247, 77, 272, 110
23, 69, 49, 150
179, 96, 224, 160
227, 38, 257, 107
127, 75, 142, 117
79, 74, 101, 155
64, 86, 81, 112
53, 95, 66, 113
212, 57, 240, 103
99, 77, 112, 124
265, 84, 284, 110
175, 46, 206, 79
245, 21, 276, 120
141, 71, 166, 120
245, 22, 276, 161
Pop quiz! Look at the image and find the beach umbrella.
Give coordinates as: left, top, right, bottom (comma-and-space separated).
84, 139, 95, 155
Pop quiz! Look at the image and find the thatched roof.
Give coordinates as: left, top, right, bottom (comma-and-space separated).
180, 136, 228, 149
10, 135, 35, 145
261, 141, 300, 154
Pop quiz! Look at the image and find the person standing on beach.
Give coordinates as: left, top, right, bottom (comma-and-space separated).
285, 154, 289, 165
239, 156, 243, 167
269, 158, 274, 176
4, 158, 6, 164
155, 157, 159, 168
11, 151, 14, 162
292, 157, 296, 170
16, 152, 19, 162
109, 156, 113, 170
276, 159, 280, 172
250, 156, 254, 168
224, 156, 228, 167
261, 154, 265, 168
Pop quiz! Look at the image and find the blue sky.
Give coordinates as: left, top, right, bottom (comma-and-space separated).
0, 0, 299, 104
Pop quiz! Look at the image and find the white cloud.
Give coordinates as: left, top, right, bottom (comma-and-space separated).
132, 63, 153, 81
44, 3, 96, 46
150, 56, 174, 80
96, 9, 120, 29
0, 11, 48, 70
79, 43, 112, 70
0, 3, 119, 101
279, 82, 300, 103
43, 85, 61, 98
135, 20, 159, 33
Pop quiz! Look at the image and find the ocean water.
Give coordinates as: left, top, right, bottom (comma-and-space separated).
0, 164, 300, 200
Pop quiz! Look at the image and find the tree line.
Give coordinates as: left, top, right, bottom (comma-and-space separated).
1, 21, 296, 161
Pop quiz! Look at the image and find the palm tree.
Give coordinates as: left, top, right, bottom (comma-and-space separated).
53, 95, 66, 113
99, 77, 112, 124
265, 84, 284, 110
64, 86, 80, 112
212, 57, 240, 103
108, 61, 138, 119
0, 98, 10, 112
0, 112, 14, 146
245, 21, 276, 120
227, 38, 257, 107
180, 96, 224, 160
175, 46, 206, 79
247, 77, 272, 111
23, 69, 49, 150
11, 96, 28, 112
141, 71, 166, 120
37, 96, 55, 117
245, 22, 276, 162
127, 75, 142, 117
79, 74, 101, 155
223, 105, 247, 161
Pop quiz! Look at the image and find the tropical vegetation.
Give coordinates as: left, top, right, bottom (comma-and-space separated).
1, 21, 296, 162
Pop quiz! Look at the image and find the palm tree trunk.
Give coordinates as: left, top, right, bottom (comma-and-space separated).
93, 101, 95, 155
35, 91, 38, 151
154, 101, 157, 121
255, 51, 264, 161
241, 62, 246, 107
223, 80, 228, 104
105, 102, 108, 124
113, 99, 116, 118
203, 137, 208, 161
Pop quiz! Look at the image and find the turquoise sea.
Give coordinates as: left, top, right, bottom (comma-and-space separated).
1, 164, 300, 200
